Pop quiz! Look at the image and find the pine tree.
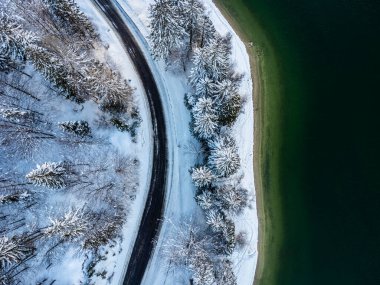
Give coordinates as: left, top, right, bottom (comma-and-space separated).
178, 0, 204, 51
208, 134, 240, 177
205, 208, 225, 232
27, 46, 83, 102
44, 0, 97, 39
197, 15, 216, 48
191, 166, 215, 187
216, 259, 237, 285
148, 0, 185, 61
217, 186, 248, 215
0, 108, 31, 123
189, 47, 209, 87
0, 236, 29, 268
195, 77, 214, 98
59, 120, 91, 137
219, 94, 242, 126
85, 61, 135, 114
195, 190, 214, 210
206, 34, 232, 81
192, 97, 218, 140
191, 258, 216, 285
44, 208, 88, 240
26, 162, 67, 189
0, 13, 38, 63
212, 79, 238, 105
222, 219, 236, 255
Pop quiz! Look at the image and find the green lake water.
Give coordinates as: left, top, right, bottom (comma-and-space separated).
224, 0, 380, 284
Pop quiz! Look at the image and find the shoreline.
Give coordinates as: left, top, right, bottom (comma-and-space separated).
213, 0, 266, 282
213, 1, 284, 284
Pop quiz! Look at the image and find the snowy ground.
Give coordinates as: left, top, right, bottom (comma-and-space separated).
110, 1, 258, 284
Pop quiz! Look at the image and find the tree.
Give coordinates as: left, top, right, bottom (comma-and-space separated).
219, 94, 242, 126
44, 208, 89, 241
44, 0, 97, 39
205, 208, 226, 232
216, 259, 237, 285
217, 185, 248, 215
162, 219, 210, 268
208, 134, 240, 177
189, 47, 209, 87
195, 190, 214, 210
0, 236, 30, 269
27, 46, 84, 102
26, 162, 67, 189
212, 79, 238, 105
192, 96, 218, 140
148, 0, 185, 61
197, 15, 216, 48
59, 121, 91, 137
0, 13, 38, 64
195, 77, 214, 98
85, 61, 135, 114
0, 108, 32, 123
191, 166, 214, 187
206, 34, 232, 82
190, 257, 216, 285
178, 0, 204, 51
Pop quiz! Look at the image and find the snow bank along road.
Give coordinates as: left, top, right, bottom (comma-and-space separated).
92, 0, 168, 284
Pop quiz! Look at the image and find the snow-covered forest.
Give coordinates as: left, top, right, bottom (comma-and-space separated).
149, 0, 251, 284
0, 0, 142, 284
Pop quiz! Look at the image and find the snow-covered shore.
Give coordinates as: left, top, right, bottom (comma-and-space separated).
111, 1, 258, 284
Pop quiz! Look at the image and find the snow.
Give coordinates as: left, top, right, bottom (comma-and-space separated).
76, 1, 154, 284
110, 1, 258, 284
1, 0, 154, 283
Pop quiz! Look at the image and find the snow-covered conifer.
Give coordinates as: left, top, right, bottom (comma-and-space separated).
85, 61, 135, 113
206, 34, 232, 81
191, 258, 216, 285
195, 190, 214, 210
191, 166, 214, 187
148, 0, 185, 61
44, 0, 97, 39
217, 186, 248, 214
189, 48, 209, 87
195, 77, 214, 98
192, 97, 218, 139
0, 236, 29, 268
197, 15, 216, 48
222, 219, 236, 254
59, 120, 91, 137
178, 0, 204, 50
219, 94, 242, 126
0, 108, 31, 123
205, 208, 225, 232
212, 79, 238, 105
0, 13, 38, 63
208, 134, 240, 177
216, 259, 237, 285
44, 208, 88, 240
26, 162, 66, 189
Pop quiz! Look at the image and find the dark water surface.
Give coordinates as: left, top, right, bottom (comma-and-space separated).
242, 0, 380, 284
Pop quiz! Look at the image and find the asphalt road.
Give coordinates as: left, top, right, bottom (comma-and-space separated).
93, 1, 167, 284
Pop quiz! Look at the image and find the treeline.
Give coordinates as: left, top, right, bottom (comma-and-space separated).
149, 0, 249, 284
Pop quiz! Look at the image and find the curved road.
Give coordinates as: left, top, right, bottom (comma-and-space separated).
92, 0, 167, 284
